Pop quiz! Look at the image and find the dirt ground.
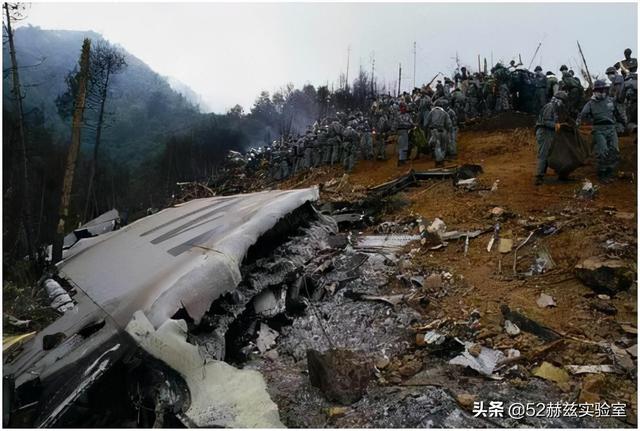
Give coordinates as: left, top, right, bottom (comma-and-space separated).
280, 123, 638, 424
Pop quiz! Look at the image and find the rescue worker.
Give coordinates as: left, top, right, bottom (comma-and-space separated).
303, 135, 314, 170
465, 79, 481, 118
396, 103, 412, 166
546, 71, 559, 100
408, 124, 428, 159
292, 138, 304, 174
492, 63, 511, 112
455, 66, 470, 92
328, 120, 343, 165
576, 80, 627, 183
341, 126, 359, 173
617, 48, 638, 77
451, 87, 467, 123
622, 68, 637, 130
560, 65, 584, 117
359, 123, 374, 160
417, 92, 433, 130
533, 91, 567, 185
423, 99, 452, 167
316, 127, 329, 167
606, 66, 626, 133
533, 66, 548, 112
443, 77, 454, 99
442, 99, 458, 159
374, 112, 389, 160
481, 74, 495, 116
435, 80, 445, 99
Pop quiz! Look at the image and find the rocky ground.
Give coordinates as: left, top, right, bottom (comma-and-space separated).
256, 121, 638, 427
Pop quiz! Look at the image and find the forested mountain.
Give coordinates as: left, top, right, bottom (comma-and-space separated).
3, 25, 379, 265
2, 25, 200, 167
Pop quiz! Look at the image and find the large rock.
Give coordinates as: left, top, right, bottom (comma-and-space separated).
575, 257, 635, 295
307, 348, 373, 405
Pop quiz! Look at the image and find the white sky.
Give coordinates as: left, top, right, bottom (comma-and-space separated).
17, 1, 638, 113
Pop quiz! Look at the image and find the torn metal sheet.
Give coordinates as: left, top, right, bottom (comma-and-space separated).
565, 365, 621, 375
536, 293, 557, 308
449, 340, 505, 377
126, 312, 284, 427
500, 305, 561, 341
413, 169, 457, 180
526, 246, 555, 275
253, 289, 286, 317
354, 234, 420, 252
4, 188, 318, 427
63, 209, 120, 249
504, 319, 521, 336
532, 361, 569, 384
58, 187, 319, 328
455, 178, 477, 189
440, 230, 483, 241
368, 172, 418, 197
256, 323, 279, 354
345, 291, 406, 308
422, 330, 447, 346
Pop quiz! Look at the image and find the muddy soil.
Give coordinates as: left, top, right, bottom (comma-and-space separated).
272, 123, 637, 427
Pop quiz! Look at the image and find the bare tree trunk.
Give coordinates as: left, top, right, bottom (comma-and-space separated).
52, 38, 91, 263
36, 176, 45, 243
4, 2, 35, 261
83, 68, 110, 222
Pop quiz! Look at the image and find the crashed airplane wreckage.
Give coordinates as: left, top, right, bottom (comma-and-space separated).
4, 188, 328, 428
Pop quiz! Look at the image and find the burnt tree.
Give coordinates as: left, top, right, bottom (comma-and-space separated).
3, 2, 34, 260
83, 42, 126, 222
53, 38, 91, 263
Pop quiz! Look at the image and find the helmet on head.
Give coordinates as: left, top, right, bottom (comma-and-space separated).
593, 79, 608, 91
606, 66, 617, 75
546, 71, 554, 76
559, 64, 568, 71
435, 98, 448, 108
624, 48, 632, 56
553, 91, 568, 102
534, 66, 542, 72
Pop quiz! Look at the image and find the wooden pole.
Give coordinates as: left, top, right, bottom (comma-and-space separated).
528, 42, 542, 70
413, 41, 416, 89
345, 45, 351, 90
577, 41, 594, 88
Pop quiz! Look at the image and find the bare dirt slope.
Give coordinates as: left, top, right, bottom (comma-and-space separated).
280, 124, 637, 424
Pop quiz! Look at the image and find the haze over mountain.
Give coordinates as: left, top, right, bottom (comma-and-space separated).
17, 2, 638, 113
2, 25, 200, 167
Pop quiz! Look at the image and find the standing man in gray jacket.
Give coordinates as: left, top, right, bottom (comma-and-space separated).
423, 99, 452, 167
576, 80, 627, 183
534, 91, 567, 185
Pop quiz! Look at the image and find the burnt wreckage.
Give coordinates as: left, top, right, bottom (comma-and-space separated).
5, 166, 493, 428
4, 188, 328, 427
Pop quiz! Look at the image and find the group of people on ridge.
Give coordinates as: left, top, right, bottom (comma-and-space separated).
226, 48, 637, 187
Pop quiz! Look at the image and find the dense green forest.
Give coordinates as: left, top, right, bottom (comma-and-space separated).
2, 25, 379, 270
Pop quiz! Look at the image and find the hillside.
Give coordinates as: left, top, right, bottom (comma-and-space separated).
2, 25, 200, 167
